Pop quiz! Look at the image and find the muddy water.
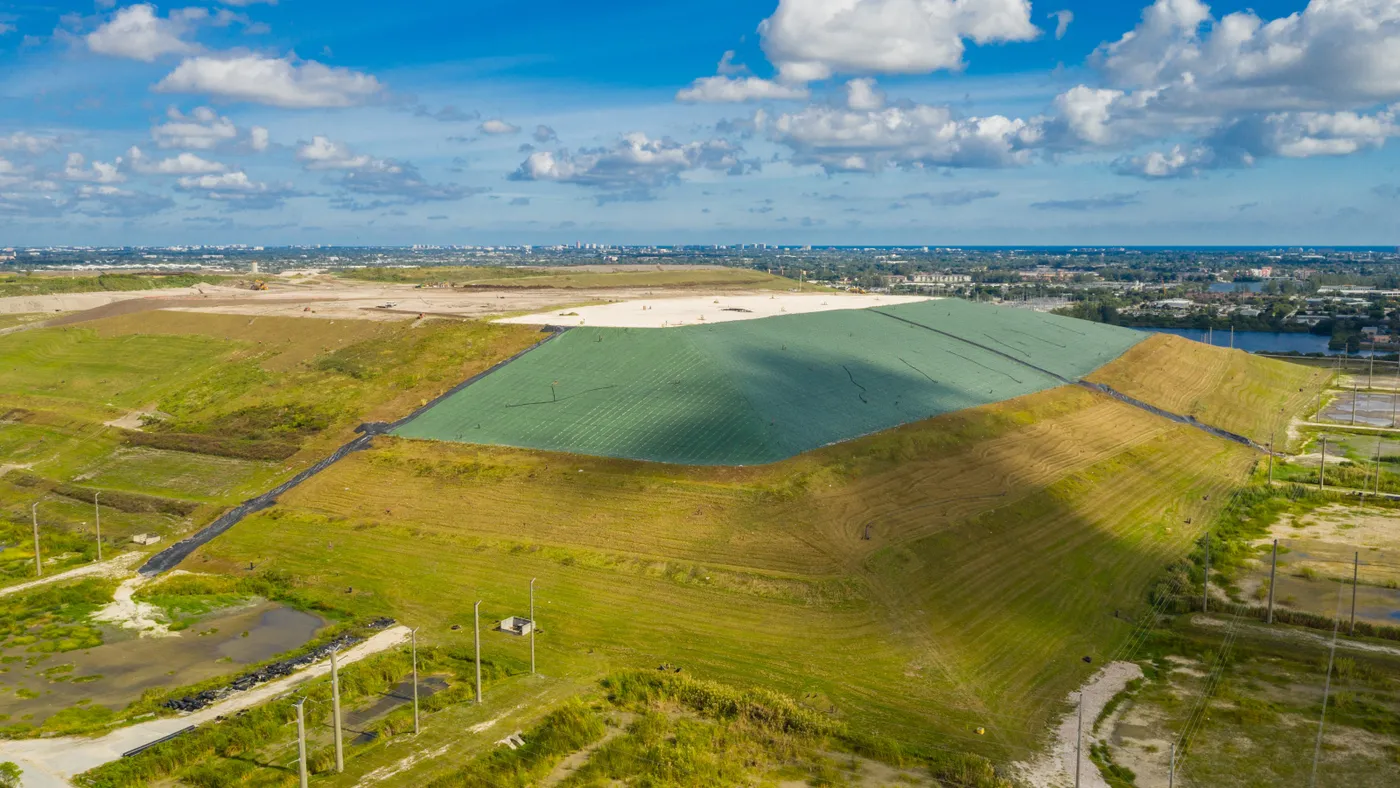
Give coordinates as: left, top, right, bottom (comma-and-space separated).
1321, 391, 1400, 428
0, 602, 322, 725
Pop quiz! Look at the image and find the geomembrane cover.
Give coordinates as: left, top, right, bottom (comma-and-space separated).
393, 299, 1145, 465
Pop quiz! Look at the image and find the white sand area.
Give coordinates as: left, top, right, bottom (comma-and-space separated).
495, 293, 934, 328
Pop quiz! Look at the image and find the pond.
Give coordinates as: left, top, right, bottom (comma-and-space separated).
0, 601, 324, 725
1138, 328, 1360, 355
1208, 281, 1267, 293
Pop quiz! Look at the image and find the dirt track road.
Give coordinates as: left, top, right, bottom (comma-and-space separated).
0, 625, 410, 787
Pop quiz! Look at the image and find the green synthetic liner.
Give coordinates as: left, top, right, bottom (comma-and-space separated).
394, 299, 1146, 465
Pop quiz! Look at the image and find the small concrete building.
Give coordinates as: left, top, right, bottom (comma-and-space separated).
498, 616, 533, 636
131, 533, 161, 545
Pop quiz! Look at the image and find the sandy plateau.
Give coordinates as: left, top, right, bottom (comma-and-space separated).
495, 292, 932, 328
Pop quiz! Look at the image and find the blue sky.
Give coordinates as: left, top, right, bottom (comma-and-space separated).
0, 0, 1397, 246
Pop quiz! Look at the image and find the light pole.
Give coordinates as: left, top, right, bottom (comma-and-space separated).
411, 627, 420, 735
294, 698, 308, 788
94, 491, 102, 562
31, 503, 41, 578
530, 578, 537, 675
474, 600, 483, 704
331, 649, 344, 773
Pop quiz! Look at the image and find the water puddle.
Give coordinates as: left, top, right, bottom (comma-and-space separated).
0, 601, 323, 726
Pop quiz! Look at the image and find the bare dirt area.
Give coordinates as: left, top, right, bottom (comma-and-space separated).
1013, 661, 1144, 788
495, 292, 932, 328
2, 277, 813, 327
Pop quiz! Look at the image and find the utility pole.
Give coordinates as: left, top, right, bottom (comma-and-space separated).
1352, 383, 1359, 426
1264, 539, 1279, 624
1168, 742, 1176, 788
474, 600, 483, 704
411, 627, 420, 735
530, 578, 537, 675
295, 698, 309, 788
331, 650, 344, 773
1319, 436, 1327, 491
94, 492, 102, 562
31, 503, 41, 578
1203, 533, 1210, 614
1075, 694, 1083, 788
1310, 587, 1344, 788
1268, 431, 1276, 485
1350, 552, 1359, 636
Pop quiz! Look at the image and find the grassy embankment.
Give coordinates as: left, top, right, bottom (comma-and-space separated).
186, 379, 1258, 775
0, 311, 542, 584
1087, 332, 1330, 446
337, 265, 801, 290
0, 272, 231, 299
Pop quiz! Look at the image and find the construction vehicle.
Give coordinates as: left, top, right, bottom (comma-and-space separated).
250, 279, 268, 291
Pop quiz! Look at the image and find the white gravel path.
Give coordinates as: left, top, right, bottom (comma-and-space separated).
0, 552, 142, 599
1012, 661, 1145, 788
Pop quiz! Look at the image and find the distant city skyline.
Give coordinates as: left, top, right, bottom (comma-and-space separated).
1, 0, 1398, 246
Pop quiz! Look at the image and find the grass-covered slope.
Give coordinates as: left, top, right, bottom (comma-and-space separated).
202, 382, 1258, 757
1086, 333, 1330, 445
395, 299, 1145, 464
0, 313, 542, 582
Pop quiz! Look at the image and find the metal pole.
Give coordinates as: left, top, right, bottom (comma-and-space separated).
474, 600, 482, 703
1393, 356, 1398, 427
1168, 742, 1176, 788
1352, 383, 1358, 426
1267, 433, 1275, 485
1369, 343, 1375, 389
331, 650, 344, 773
1310, 587, 1344, 788
295, 698, 308, 788
94, 492, 102, 562
1267, 540, 1278, 624
31, 503, 41, 578
411, 627, 420, 735
1319, 436, 1327, 491
530, 578, 536, 675
1376, 434, 1385, 496
1075, 694, 1083, 788
1350, 552, 1359, 636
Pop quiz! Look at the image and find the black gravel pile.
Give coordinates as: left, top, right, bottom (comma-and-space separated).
161, 618, 398, 713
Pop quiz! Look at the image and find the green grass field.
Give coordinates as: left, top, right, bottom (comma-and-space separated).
195, 381, 1257, 762
396, 299, 1146, 464
0, 272, 229, 299
0, 312, 543, 581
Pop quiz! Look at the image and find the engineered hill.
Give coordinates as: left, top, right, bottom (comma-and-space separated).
394, 299, 1146, 465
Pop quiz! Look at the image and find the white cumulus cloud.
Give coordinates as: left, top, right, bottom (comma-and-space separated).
770, 102, 1040, 172
479, 119, 521, 135
86, 4, 199, 62
510, 132, 750, 200
676, 76, 810, 103
63, 152, 125, 183
127, 146, 228, 175
758, 0, 1039, 83
1049, 9, 1073, 40
152, 106, 238, 150
156, 55, 383, 108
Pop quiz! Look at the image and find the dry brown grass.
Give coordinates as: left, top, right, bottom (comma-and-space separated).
1086, 333, 1329, 445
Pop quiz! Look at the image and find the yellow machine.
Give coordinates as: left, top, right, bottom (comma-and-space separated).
250, 279, 268, 291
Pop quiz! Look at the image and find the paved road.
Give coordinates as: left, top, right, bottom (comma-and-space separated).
1, 625, 410, 787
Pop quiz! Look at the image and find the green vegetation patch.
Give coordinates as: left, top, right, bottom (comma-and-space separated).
396, 299, 1143, 464
0, 273, 228, 299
